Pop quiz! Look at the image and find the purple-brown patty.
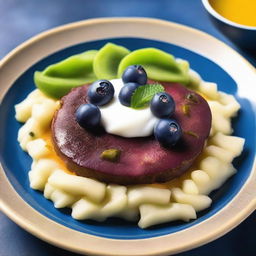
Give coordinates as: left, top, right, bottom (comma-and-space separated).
52, 81, 212, 185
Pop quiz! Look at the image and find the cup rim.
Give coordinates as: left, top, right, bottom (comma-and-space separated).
202, 0, 256, 31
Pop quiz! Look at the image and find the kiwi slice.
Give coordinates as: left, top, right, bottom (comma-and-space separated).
93, 43, 130, 80
118, 48, 190, 84
34, 50, 98, 98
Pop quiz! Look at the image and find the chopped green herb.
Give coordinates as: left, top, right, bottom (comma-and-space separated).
131, 83, 164, 109
29, 131, 35, 137
182, 104, 191, 116
184, 130, 199, 138
186, 93, 199, 103
100, 149, 121, 162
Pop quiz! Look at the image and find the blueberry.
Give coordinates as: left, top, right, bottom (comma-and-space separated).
118, 82, 140, 106
87, 80, 114, 106
75, 104, 101, 129
154, 119, 182, 147
122, 65, 147, 85
150, 92, 175, 118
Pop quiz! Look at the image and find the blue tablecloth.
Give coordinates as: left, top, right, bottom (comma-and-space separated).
0, 0, 255, 255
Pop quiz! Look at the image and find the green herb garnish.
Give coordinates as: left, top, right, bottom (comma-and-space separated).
131, 83, 164, 109
29, 131, 35, 137
100, 149, 121, 162
184, 130, 199, 138
186, 93, 199, 103
182, 104, 191, 116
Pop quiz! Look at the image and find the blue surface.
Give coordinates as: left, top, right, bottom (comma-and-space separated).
1, 37, 255, 240
0, 0, 255, 255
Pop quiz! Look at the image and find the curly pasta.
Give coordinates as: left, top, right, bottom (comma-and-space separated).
15, 72, 245, 228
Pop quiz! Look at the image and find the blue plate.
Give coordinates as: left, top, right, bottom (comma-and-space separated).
0, 37, 255, 240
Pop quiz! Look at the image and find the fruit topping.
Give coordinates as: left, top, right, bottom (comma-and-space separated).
87, 80, 115, 106
52, 82, 212, 184
118, 48, 190, 84
154, 119, 182, 147
34, 50, 98, 98
100, 149, 121, 162
93, 43, 130, 80
34, 43, 199, 99
118, 82, 141, 107
75, 103, 101, 129
122, 65, 147, 85
150, 92, 175, 118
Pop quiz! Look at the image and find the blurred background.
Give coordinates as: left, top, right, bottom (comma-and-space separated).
0, 0, 255, 255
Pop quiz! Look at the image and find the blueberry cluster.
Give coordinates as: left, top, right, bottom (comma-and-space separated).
118, 65, 147, 106
151, 93, 182, 147
75, 65, 182, 147
75, 80, 114, 129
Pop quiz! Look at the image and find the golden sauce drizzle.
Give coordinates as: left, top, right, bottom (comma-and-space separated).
41, 129, 73, 174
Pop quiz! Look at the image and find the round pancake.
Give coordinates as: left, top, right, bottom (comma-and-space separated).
52, 81, 211, 184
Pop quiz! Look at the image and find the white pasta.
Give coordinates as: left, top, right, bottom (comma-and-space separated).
182, 180, 199, 195
15, 70, 245, 228
29, 158, 59, 190
47, 187, 78, 208
205, 145, 235, 163
44, 183, 78, 208
208, 93, 240, 119
71, 185, 127, 221
127, 186, 171, 207
100, 185, 127, 216
15, 89, 49, 122
171, 188, 212, 212
48, 170, 106, 203
199, 81, 219, 100
219, 92, 240, 117
27, 139, 50, 159
15, 99, 34, 123
16, 90, 59, 151
211, 133, 245, 156
191, 170, 211, 194
138, 203, 196, 229
31, 99, 59, 129
27, 89, 50, 102
208, 101, 226, 116
188, 69, 202, 87
199, 157, 236, 194
18, 118, 44, 151
209, 103, 233, 135
72, 198, 101, 220
44, 183, 55, 199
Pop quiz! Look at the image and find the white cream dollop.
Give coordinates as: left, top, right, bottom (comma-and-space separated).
99, 79, 158, 137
